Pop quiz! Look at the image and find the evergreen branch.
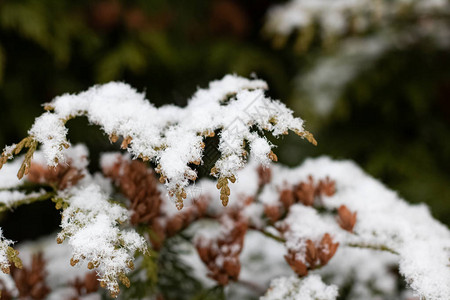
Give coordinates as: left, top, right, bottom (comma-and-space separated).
0, 191, 55, 213
345, 242, 399, 255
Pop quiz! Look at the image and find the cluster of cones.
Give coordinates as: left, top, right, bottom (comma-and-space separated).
258, 167, 357, 278
263, 174, 337, 223
195, 213, 248, 285
104, 157, 359, 286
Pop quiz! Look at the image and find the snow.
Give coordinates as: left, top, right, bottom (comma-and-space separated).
317, 247, 398, 299
0, 235, 102, 300
0, 228, 15, 273
0, 271, 18, 298
0, 158, 24, 189
0, 190, 46, 209
0, 151, 448, 298
28, 112, 69, 166
280, 205, 342, 255
57, 181, 147, 295
261, 275, 338, 300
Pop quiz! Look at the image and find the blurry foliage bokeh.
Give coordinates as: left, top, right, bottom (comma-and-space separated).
0, 0, 449, 241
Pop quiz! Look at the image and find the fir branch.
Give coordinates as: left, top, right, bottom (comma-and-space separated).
4, 75, 315, 209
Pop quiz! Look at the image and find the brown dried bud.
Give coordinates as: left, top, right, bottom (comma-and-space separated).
109, 133, 119, 143
196, 216, 247, 285
264, 204, 282, 223
317, 177, 336, 197
318, 233, 339, 265
268, 151, 278, 162
70, 258, 79, 267
337, 205, 357, 233
279, 189, 295, 209
285, 233, 339, 276
120, 136, 132, 149
257, 165, 272, 187
176, 199, 184, 210
284, 249, 308, 276
305, 240, 317, 266
294, 176, 316, 206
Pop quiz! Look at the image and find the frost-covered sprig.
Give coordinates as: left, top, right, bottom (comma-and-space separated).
0, 146, 147, 297
1, 75, 315, 210
0, 229, 22, 276
0, 145, 89, 212
56, 182, 147, 297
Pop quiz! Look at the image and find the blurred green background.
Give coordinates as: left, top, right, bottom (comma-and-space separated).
0, 0, 449, 233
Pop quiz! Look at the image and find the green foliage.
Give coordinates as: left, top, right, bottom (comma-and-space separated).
156, 235, 219, 300
119, 233, 227, 300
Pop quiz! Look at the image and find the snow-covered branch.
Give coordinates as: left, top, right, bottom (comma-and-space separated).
264, 0, 450, 45
56, 182, 147, 297
1, 75, 315, 210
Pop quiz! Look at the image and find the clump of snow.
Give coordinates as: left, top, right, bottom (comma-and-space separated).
261, 275, 338, 300
0, 159, 24, 189
19, 75, 308, 207
280, 205, 342, 254
317, 247, 399, 299
0, 271, 18, 298
57, 182, 146, 295
28, 113, 69, 166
